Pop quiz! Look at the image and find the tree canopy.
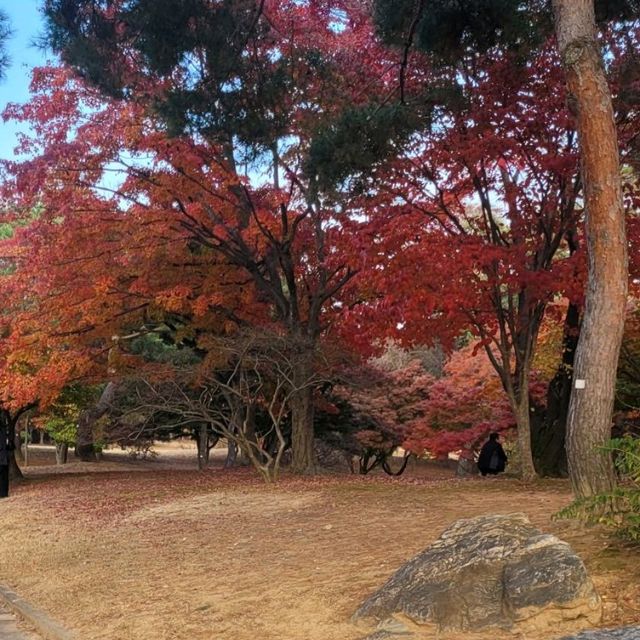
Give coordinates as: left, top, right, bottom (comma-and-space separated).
0, 1, 635, 495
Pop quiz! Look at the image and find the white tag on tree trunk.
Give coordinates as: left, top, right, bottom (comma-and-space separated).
575, 379, 586, 389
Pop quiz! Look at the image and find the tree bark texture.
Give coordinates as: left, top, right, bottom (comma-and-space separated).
224, 439, 238, 468
553, 0, 628, 498
290, 387, 315, 474
237, 402, 258, 467
55, 442, 69, 465
196, 423, 210, 471
532, 303, 580, 477
7, 417, 23, 481
290, 357, 316, 475
76, 382, 115, 462
511, 389, 537, 481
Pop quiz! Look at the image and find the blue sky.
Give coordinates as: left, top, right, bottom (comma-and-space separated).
0, 0, 52, 160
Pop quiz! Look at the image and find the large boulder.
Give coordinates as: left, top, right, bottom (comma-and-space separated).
560, 627, 640, 640
354, 513, 601, 636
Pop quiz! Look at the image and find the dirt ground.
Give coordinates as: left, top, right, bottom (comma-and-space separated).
0, 444, 639, 640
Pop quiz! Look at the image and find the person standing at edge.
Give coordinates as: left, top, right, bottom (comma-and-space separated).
477, 432, 508, 477
0, 422, 10, 498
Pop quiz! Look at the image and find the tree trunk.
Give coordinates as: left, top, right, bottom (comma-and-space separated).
13, 432, 24, 463
76, 382, 115, 462
75, 410, 97, 462
75, 423, 96, 461
512, 391, 537, 481
553, 0, 628, 498
55, 442, 69, 465
222, 400, 252, 467
225, 439, 238, 468
532, 303, 580, 477
196, 423, 210, 471
237, 402, 259, 466
7, 418, 23, 481
290, 357, 316, 475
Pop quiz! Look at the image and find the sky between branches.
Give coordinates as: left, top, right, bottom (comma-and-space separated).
0, 0, 51, 161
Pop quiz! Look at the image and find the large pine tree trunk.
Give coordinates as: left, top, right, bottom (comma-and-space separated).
553, 0, 628, 498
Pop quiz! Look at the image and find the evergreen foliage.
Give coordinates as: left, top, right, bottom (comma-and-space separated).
374, 0, 638, 64
43, 0, 302, 149
0, 10, 11, 80
362, 0, 640, 190
306, 104, 419, 190
374, 0, 548, 63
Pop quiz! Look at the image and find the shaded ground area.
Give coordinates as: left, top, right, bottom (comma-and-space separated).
15, 441, 207, 472
1, 448, 639, 640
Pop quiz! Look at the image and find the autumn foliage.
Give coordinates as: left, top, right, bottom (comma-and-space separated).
0, 3, 638, 481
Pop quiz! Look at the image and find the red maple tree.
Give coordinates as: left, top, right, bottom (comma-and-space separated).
339, 33, 640, 478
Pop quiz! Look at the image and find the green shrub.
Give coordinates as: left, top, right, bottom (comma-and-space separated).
44, 415, 77, 446
609, 435, 640, 483
556, 436, 640, 543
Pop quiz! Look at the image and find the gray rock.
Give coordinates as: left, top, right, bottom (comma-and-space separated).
559, 626, 640, 639
504, 533, 597, 623
313, 439, 352, 472
360, 633, 408, 640
354, 513, 601, 634
359, 618, 415, 640
456, 457, 477, 477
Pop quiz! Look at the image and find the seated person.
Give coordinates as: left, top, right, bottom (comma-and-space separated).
477, 432, 508, 476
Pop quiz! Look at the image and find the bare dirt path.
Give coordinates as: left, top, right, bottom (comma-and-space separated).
1, 451, 639, 640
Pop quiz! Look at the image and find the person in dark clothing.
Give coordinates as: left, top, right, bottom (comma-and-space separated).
477, 432, 508, 476
0, 423, 11, 498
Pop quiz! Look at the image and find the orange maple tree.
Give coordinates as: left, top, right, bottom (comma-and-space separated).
0, 3, 396, 474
